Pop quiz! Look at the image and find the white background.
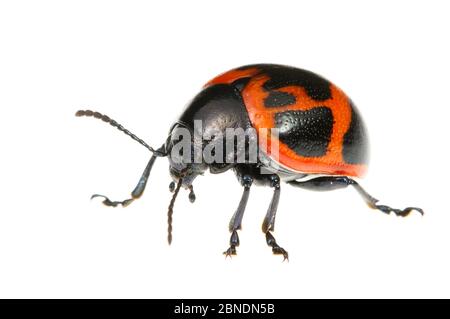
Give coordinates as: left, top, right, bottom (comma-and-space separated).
0, 0, 448, 298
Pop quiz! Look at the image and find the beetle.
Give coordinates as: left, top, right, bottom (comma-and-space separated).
76, 64, 423, 260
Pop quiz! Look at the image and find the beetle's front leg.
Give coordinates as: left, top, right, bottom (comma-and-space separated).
91, 153, 158, 207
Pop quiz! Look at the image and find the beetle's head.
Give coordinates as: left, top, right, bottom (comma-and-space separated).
165, 123, 207, 189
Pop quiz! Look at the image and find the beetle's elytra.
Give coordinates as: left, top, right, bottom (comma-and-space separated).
76, 64, 423, 260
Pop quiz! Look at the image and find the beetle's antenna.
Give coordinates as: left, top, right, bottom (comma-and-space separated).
167, 178, 182, 245
75, 109, 167, 157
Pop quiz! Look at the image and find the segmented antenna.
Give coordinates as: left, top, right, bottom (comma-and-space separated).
75, 109, 166, 156
167, 178, 183, 245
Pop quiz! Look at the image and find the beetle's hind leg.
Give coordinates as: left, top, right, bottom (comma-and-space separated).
223, 175, 253, 257
351, 181, 424, 217
262, 175, 289, 261
288, 176, 424, 217
91, 153, 158, 207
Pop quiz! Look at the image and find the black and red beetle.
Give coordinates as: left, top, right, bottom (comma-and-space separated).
76, 64, 423, 260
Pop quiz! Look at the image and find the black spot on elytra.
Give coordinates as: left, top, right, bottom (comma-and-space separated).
264, 91, 296, 107
342, 100, 368, 164
275, 107, 334, 157
231, 77, 251, 92
237, 64, 332, 101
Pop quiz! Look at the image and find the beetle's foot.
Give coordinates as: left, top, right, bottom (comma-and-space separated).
266, 232, 289, 262
223, 246, 237, 258
223, 230, 239, 258
91, 194, 134, 207
371, 203, 424, 217
273, 246, 289, 262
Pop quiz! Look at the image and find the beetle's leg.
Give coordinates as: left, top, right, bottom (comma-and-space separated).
262, 175, 288, 261
223, 175, 252, 257
350, 180, 424, 217
288, 176, 424, 217
91, 148, 162, 207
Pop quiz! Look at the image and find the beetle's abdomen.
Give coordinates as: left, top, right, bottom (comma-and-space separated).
205, 64, 368, 177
